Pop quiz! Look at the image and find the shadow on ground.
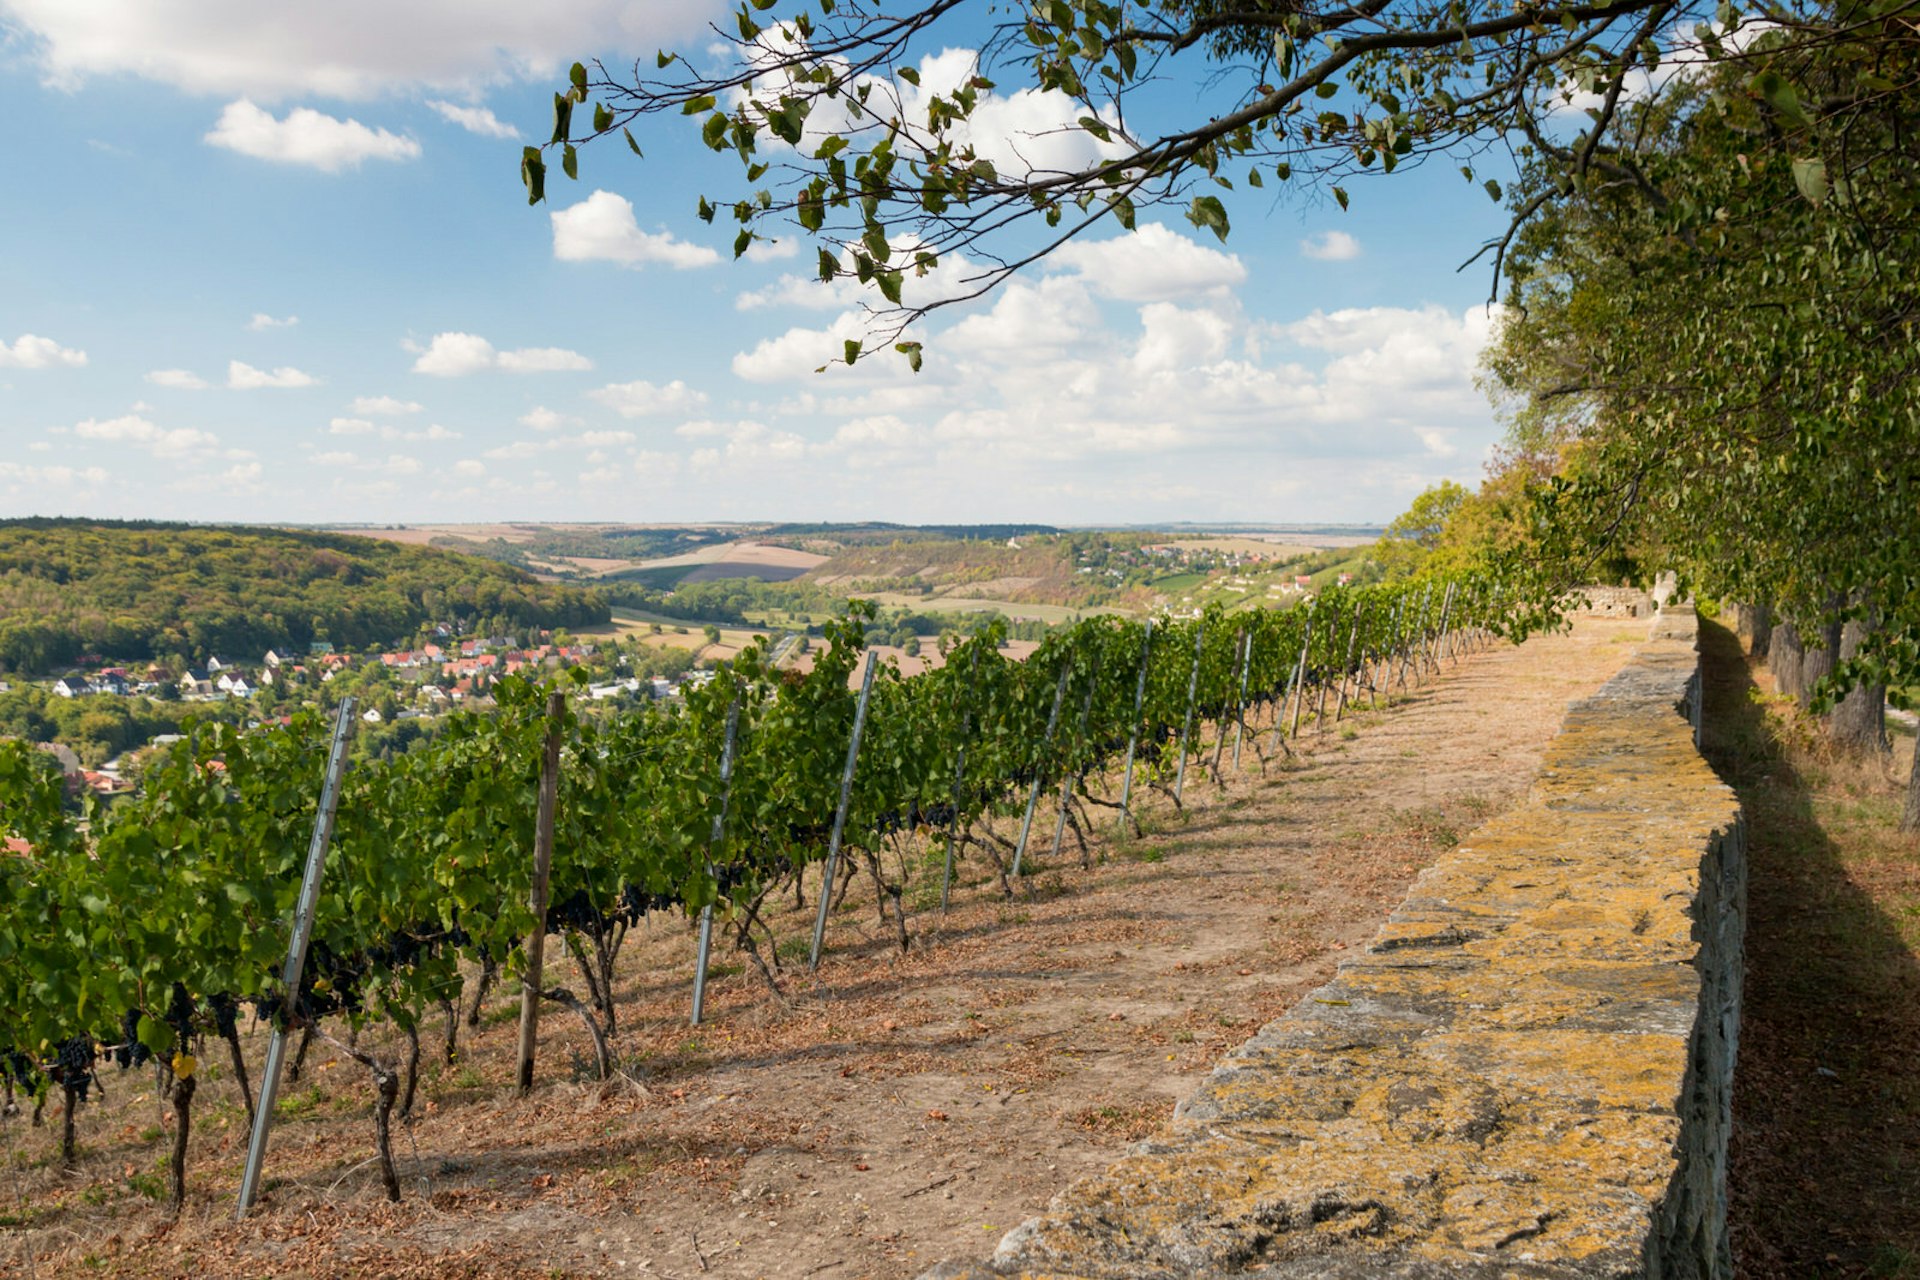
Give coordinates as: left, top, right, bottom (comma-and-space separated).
1700, 619, 1920, 1279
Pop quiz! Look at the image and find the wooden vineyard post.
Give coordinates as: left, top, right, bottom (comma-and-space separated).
1427, 582, 1455, 676
941, 642, 983, 912
235, 696, 356, 1220
1269, 607, 1309, 756
1116, 619, 1154, 835
515, 691, 567, 1097
808, 650, 879, 971
1050, 650, 1101, 866
1211, 628, 1245, 776
1374, 599, 1402, 707
1230, 628, 1254, 771
1316, 601, 1347, 727
1399, 586, 1430, 690
1012, 662, 1071, 880
1172, 622, 1205, 806
1288, 600, 1318, 737
690, 691, 742, 1026
1334, 601, 1366, 722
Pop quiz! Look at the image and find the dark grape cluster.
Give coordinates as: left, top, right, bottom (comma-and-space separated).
166, 982, 195, 1050
112, 1008, 153, 1069
209, 992, 241, 1041
617, 883, 675, 923
2, 1049, 36, 1088
55, 1034, 95, 1100
874, 801, 960, 834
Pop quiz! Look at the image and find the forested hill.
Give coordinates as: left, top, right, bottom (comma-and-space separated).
0, 520, 609, 673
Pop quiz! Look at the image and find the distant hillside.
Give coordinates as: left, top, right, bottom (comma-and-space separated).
0, 519, 608, 674
806, 534, 1090, 599
762, 522, 1061, 549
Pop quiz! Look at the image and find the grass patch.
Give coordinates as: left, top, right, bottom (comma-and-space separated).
1067, 1101, 1165, 1141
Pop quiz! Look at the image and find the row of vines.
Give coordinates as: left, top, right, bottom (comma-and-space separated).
0, 573, 1510, 1208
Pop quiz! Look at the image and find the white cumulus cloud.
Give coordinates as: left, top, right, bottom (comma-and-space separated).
1052, 223, 1247, 301
3, 1, 714, 100
73, 414, 219, 458
348, 395, 424, 416
0, 333, 88, 369
426, 99, 519, 139
229, 359, 317, 388
411, 333, 496, 376
496, 346, 594, 374
206, 99, 420, 172
551, 191, 721, 270
520, 406, 572, 432
588, 378, 709, 417
1300, 230, 1363, 261
410, 332, 593, 376
247, 312, 299, 330
0, 462, 109, 490
145, 368, 210, 390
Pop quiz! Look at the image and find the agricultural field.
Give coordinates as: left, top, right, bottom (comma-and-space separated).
585, 609, 778, 663
849, 592, 1088, 625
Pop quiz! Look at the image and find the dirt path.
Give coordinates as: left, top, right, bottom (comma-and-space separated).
8, 616, 1648, 1279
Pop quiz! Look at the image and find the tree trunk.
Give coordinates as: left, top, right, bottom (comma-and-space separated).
372, 1063, 401, 1201
1747, 604, 1771, 659
324, 1031, 402, 1201
60, 1080, 79, 1167
167, 1070, 195, 1213
1798, 617, 1842, 714
439, 996, 459, 1066
1770, 623, 1805, 702
286, 1021, 315, 1085
466, 953, 496, 1028
399, 1021, 422, 1122
222, 1021, 254, 1128
1828, 614, 1888, 756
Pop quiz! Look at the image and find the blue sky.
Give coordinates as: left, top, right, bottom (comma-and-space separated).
0, 2, 1520, 527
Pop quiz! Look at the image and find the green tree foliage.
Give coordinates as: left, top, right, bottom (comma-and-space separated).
1484, 11, 1919, 676
0, 687, 204, 768
1384, 481, 1470, 552
0, 520, 609, 674
527, 0, 1785, 353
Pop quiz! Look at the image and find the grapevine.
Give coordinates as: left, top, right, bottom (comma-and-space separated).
0, 573, 1510, 1199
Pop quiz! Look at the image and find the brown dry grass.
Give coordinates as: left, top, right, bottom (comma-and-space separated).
2, 618, 1650, 1279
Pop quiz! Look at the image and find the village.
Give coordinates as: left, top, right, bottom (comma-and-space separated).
3, 626, 718, 805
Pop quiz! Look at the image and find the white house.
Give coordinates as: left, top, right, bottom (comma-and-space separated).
588, 678, 642, 701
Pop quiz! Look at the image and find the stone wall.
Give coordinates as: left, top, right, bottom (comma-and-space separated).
924, 609, 1744, 1280
1568, 585, 1658, 618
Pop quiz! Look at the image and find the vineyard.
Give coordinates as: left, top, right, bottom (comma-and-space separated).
0, 575, 1509, 1226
